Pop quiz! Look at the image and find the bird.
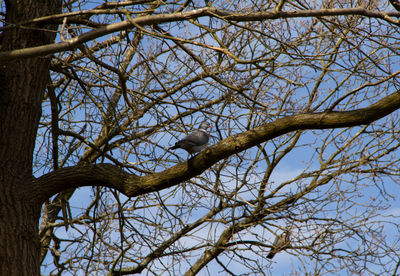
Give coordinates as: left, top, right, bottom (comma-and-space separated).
169, 121, 211, 155
267, 229, 291, 259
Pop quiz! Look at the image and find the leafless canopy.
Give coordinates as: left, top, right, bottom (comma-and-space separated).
3, 0, 400, 275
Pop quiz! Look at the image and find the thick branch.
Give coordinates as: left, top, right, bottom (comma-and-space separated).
31, 91, 400, 204
1, 7, 400, 61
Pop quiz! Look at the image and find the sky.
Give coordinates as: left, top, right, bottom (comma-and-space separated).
37, 0, 400, 275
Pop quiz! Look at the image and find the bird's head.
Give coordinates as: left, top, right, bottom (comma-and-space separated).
199, 121, 211, 131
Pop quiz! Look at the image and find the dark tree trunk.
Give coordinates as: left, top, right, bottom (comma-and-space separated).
0, 0, 61, 274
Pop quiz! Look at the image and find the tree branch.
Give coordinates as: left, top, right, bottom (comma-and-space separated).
30, 90, 400, 204
1, 7, 400, 61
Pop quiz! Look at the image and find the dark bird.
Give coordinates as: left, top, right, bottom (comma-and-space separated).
169, 121, 211, 155
267, 229, 291, 259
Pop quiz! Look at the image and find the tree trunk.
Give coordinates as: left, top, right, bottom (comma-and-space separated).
0, 0, 61, 274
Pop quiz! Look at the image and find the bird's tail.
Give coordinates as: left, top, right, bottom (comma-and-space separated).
169, 145, 178, 150
267, 251, 275, 259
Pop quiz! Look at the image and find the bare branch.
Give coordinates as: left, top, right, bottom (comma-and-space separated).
31, 90, 400, 203
1, 7, 400, 61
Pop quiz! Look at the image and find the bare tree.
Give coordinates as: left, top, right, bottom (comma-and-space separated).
2, 0, 400, 275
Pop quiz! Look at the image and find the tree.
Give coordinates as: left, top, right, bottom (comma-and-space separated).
1, 0, 400, 274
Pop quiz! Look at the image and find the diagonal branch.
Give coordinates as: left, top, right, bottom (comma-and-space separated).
1, 7, 400, 61
30, 90, 400, 204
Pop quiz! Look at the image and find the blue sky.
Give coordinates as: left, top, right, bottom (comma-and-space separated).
36, 1, 400, 275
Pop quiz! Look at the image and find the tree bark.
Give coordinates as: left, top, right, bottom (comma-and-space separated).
0, 0, 61, 274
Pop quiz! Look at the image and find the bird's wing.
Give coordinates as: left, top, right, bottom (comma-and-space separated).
180, 131, 209, 146
272, 235, 282, 247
